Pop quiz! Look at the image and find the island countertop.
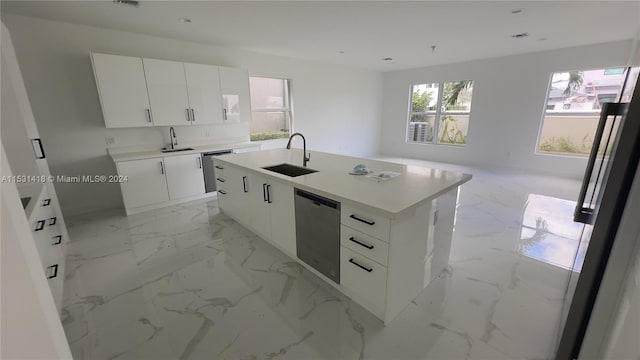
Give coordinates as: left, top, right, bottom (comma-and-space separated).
215, 149, 472, 218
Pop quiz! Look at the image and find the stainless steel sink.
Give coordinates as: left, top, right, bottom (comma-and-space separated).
160, 147, 194, 153
262, 163, 318, 177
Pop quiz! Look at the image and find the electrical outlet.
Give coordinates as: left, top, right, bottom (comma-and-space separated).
105, 136, 117, 145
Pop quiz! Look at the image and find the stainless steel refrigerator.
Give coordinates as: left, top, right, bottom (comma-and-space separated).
556, 70, 640, 359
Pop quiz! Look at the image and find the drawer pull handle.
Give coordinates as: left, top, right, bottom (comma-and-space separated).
52, 235, 62, 245
35, 220, 46, 231
263, 183, 268, 202
349, 214, 375, 226
49, 217, 57, 226
242, 176, 248, 192
42, 198, 51, 206
46, 264, 59, 279
218, 190, 227, 195
215, 165, 224, 170
349, 258, 373, 272
216, 177, 225, 183
349, 237, 374, 250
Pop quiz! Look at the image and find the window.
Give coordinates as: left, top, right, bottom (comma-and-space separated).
249, 77, 292, 141
537, 67, 639, 156
407, 80, 474, 145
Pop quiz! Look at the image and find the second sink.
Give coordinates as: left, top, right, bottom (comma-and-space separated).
263, 163, 318, 177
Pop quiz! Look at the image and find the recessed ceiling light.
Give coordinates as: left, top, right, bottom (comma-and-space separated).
511, 9, 523, 14
339, 51, 345, 54
511, 32, 529, 39
178, 17, 192, 23
538, 37, 548, 41
382, 57, 393, 61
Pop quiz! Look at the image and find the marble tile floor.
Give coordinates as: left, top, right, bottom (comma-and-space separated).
61, 158, 584, 360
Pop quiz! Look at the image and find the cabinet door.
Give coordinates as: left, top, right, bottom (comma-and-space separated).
219, 66, 251, 123
164, 154, 205, 200
184, 63, 223, 125
91, 53, 152, 128
225, 166, 252, 221
249, 174, 271, 240
117, 158, 169, 209
143, 58, 191, 126
267, 180, 296, 255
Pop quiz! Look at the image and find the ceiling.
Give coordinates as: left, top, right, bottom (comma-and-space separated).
2, 1, 639, 70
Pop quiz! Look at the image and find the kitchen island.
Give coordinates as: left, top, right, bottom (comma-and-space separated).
213, 149, 471, 324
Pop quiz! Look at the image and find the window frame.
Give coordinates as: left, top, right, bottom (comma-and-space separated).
406, 81, 473, 146
248, 77, 294, 141
535, 66, 636, 157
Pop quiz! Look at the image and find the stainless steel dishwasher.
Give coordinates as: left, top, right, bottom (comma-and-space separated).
295, 188, 341, 284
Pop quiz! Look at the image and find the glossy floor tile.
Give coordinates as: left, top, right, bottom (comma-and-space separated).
62, 158, 584, 360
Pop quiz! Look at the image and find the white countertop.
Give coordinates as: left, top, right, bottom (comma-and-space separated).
109, 142, 258, 162
215, 149, 472, 218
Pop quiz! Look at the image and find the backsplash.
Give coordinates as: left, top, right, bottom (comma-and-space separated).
105, 122, 250, 151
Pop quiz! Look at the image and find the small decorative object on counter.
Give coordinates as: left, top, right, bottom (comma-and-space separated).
349, 163, 370, 175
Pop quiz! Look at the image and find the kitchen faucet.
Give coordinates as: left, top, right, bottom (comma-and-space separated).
169, 127, 178, 149
286, 132, 310, 167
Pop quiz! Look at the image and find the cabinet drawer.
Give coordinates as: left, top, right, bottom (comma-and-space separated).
341, 203, 390, 242
212, 161, 227, 174
340, 225, 389, 266
340, 246, 387, 317
215, 174, 228, 186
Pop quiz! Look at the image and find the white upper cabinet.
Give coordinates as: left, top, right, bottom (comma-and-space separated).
184, 63, 224, 125
219, 66, 251, 123
143, 58, 191, 126
163, 153, 205, 200
91, 53, 152, 128
91, 53, 250, 128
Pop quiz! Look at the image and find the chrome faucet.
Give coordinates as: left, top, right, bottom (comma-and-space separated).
169, 127, 178, 149
286, 132, 311, 167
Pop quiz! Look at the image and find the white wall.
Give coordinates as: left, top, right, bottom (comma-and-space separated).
1, 14, 383, 216
380, 40, 638, 178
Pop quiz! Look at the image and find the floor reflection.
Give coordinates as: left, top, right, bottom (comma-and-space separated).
519, 194, 591, 272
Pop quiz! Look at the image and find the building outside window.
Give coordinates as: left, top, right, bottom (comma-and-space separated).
249, 77, 292, 141
407, 80, 474, 145
537, 67, 639, 156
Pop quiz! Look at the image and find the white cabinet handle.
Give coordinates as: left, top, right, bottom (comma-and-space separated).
197, 157, 202, 169
191, 108, 195, 122
159, 161, 165, 174
145, 109, 153, 123
186, 108, 191, 122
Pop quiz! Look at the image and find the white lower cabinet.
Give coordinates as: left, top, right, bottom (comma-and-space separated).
266, 180, 296, 256
164, 153, 205, 200
215, 163, 296, 256
217, 164, 250, 222
29, 186, 67, 311
116, 153, 208, 213
249, 174, 272, 241
117, 157, 169, 209
340, 246, 387, 318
